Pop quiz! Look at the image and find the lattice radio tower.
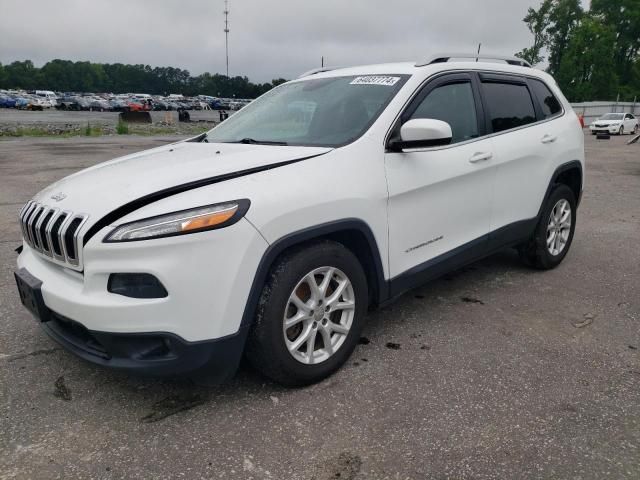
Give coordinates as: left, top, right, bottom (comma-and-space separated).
224, 0, 230, 77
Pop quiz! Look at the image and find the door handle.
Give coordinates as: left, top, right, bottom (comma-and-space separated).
541, 134, 557, 144
469, 152, 493, 163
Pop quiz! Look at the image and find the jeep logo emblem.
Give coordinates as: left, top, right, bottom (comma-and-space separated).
51, 192, 67, 202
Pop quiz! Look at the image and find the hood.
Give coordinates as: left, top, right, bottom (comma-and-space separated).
33, 141, 331, 226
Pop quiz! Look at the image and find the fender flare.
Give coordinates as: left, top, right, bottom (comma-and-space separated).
239, 218, 388, 328
537, 160, 583, 218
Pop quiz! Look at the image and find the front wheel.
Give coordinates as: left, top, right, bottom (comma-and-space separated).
518, 184, 577, 270
246, 240, 368, 386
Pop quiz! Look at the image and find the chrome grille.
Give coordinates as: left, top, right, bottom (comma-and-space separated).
19, 201, 89, 268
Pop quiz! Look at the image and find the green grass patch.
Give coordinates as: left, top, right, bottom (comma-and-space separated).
84, 123, 103, 136
116, 120, 129, 135
0, 127, 76, 138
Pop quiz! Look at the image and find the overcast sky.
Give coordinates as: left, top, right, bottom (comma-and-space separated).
1, 0, 573, 83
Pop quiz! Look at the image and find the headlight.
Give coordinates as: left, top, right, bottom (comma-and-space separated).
104, 199, 250, 242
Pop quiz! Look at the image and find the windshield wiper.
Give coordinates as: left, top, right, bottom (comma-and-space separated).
231, 138, 288, 146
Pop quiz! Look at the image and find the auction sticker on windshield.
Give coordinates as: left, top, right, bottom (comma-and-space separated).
350, 76, 400, 86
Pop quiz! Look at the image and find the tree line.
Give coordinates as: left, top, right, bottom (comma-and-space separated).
0, 59, 287, 98
516, 0, 640, 102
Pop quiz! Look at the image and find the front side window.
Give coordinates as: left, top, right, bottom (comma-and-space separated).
206, 75, 409, 147
409, 82, 479, 144
530, 79, 562, 118
483, 82, 536, 133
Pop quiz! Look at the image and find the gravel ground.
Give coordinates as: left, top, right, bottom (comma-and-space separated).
0, 109, 226, 137
0, 108, 222, 125
0, 133, 638, 479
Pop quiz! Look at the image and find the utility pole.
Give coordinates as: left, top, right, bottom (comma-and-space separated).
224, 0, 230, 77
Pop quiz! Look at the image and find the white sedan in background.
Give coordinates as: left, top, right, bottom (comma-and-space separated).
590, 113, 639, 135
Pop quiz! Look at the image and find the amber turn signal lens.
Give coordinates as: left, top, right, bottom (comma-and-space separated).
180, 206, 238, 232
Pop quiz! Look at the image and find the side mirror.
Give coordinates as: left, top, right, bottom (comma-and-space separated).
389, 119, 453, 151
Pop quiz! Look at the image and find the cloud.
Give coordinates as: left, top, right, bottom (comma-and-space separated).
1, 0, 540, 82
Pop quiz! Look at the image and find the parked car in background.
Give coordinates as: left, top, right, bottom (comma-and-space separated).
109, 98, 129, 112
13, 96, 30, 109
88, 98, 111, 111
152, 99, 169, 111
56, 96, 81, 110
127, 99, 152, 112
589, 113, 639, 135
35, 90, 58, 108
0, 95, 17, 108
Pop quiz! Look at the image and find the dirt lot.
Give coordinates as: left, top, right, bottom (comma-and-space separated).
0, 133, 638, 479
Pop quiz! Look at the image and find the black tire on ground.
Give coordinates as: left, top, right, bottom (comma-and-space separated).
518, 184, 577, 270
245, 240, 368, 386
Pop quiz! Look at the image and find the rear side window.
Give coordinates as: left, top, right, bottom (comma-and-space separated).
482, 82, 536, 133
409, 82, 479, 144
530, 79, 562, 118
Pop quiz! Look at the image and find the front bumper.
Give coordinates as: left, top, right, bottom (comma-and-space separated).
16, 218, 268, 342
41, 311, 248, 381
590, 125, 621, 134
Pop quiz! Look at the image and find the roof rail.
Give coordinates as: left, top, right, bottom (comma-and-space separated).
297, 67, 339, 79
416, 53, 532, 68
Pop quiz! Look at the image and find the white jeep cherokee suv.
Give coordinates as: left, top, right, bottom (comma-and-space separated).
15, 54, 585, 386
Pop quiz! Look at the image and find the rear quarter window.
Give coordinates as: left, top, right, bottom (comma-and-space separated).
482, 82, 536, 133
530, 79, 562, 119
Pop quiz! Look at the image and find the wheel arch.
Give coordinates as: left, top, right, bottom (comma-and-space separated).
540, 160, 583, 215
239, 219, 388, 329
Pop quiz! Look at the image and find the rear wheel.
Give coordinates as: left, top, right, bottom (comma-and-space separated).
519, 184, 577, 270
246, 240, 368, 386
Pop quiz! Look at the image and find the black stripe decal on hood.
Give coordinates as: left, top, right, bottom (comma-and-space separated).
83, 152, 327, 245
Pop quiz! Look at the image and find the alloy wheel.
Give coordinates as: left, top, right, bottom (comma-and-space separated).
546, 199, 572, 256
283, 267, 355, 365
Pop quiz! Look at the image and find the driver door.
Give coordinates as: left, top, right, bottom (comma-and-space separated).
384, 73, 495, 293
625, 114, 637, 132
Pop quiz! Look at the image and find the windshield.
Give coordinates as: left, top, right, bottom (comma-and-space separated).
206, 75, 409, 147
601, 114, 624, 120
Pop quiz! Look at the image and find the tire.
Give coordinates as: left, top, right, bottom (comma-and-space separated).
634, 124, 638, 135
619, 126, 624, 135
518, 184, 577, 270
245, 240, 368, 386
